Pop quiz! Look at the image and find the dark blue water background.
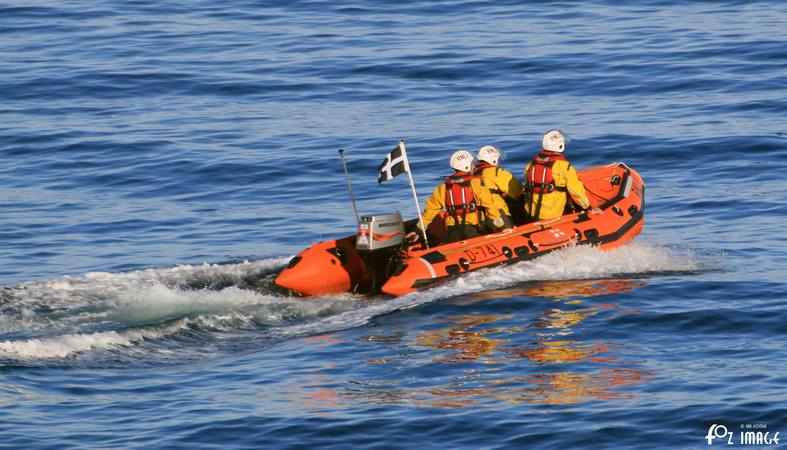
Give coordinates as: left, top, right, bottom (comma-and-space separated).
2, 1, 786, 448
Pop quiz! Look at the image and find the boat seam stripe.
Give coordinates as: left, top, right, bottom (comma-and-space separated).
419, 257, 437, 278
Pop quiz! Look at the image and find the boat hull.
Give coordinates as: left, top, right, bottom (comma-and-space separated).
275, 163, 644, 297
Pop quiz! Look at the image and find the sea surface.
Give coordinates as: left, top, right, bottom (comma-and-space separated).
1, 1, 786, 449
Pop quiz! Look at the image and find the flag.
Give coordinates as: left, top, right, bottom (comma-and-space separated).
377, 142, 409, 184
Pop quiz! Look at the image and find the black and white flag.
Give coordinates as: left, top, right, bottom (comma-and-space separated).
377, 142, 409, 184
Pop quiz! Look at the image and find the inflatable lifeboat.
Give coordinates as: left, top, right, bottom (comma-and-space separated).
275, 162, 644, 297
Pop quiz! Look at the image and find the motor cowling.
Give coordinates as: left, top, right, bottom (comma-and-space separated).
356, 213, 405, 293
356, 212, 404, 251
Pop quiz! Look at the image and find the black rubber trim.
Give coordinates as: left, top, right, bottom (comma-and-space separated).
575, 212, 591, 223
286, 256, 302, 269
515, 246, 529, 258
421, 251, 447, 264
326, 247, 347, 265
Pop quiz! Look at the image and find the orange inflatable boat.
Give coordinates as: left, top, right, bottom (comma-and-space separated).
275, 163, 644, 297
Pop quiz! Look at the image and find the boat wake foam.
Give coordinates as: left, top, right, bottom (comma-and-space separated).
0, 241, 706, 364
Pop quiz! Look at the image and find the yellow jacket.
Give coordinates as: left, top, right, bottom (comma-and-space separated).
476, 164, 523, 218
418, 176, 502, 230
524, 158, 590, 220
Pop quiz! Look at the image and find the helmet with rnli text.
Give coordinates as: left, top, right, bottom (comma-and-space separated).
477, 145, 502, 166
542, 129, 566, 153
450, 150, 474, 173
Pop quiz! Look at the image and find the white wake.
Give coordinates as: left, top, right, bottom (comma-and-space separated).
0, 241, 702, 361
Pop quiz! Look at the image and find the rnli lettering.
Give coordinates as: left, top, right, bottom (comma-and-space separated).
462, 245, 500, 263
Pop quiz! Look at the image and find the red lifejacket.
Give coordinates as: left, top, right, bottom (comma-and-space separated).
444, 171, 478, 224
526, 151, 567, 194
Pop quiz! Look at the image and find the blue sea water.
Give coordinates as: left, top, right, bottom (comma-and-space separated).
1, 0, 787, 448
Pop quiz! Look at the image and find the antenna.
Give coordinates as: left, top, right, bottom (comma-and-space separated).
338, 149, 361, 224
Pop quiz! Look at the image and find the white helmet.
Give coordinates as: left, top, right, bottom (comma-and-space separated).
542, 129, 566, 153
450, 150, 474, 172
477, 145, 502, 166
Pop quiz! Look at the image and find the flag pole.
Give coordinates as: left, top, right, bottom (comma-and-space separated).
400, 140, 429, 248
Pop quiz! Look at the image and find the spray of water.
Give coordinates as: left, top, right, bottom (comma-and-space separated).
0, 241, 704, 363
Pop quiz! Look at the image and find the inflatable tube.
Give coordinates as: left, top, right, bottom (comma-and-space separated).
275, 163, 644, 297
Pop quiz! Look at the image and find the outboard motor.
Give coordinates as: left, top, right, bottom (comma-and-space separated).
356, 212, 405, 294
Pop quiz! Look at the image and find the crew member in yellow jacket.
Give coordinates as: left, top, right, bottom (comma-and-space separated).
475, 145, 524, 227
407, 150, 506, 244
524, 130, 601, 221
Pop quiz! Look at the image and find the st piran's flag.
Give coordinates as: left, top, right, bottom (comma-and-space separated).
377, 142, 409, 183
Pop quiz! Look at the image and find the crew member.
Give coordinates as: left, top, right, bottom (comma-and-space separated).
523, 130, 601, 221
475, 145, 524, 227
408, 150, 507, 244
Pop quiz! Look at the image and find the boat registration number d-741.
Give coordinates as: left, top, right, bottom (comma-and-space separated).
463, 244, 500, 263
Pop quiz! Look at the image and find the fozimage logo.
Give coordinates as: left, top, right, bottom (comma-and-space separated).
706, 423, 780, 446
706, 424, 733, 445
